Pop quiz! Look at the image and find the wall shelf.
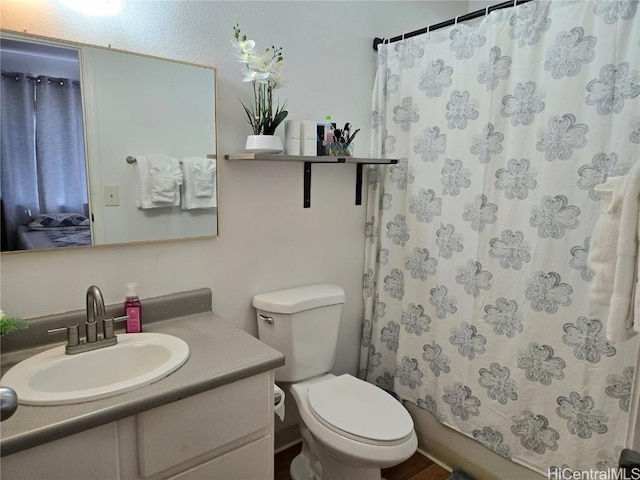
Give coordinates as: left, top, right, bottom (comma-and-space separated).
225, 153, 398, 208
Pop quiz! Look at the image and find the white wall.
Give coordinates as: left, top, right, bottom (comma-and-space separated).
0, 0, 472, 382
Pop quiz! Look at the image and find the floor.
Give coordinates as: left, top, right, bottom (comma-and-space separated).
274, 442, 451, 480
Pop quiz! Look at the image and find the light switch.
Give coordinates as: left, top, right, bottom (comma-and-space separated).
104, 186, 120, 206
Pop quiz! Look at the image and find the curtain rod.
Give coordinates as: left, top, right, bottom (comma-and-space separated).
127, 156, 183, 165
1, 72, 79, 85
372, 0, 533, 51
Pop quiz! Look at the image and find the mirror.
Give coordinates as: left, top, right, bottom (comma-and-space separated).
0, 31, 218, 253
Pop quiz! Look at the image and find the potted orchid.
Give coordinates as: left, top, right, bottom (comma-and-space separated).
232, 24, 288, 153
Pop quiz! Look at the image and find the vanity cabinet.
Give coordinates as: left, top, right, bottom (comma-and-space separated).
1, 371, 275, 480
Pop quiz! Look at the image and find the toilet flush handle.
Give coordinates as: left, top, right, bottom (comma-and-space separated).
260, 314, 275, 325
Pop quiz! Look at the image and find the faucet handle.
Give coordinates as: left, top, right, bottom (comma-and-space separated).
103, 315, 128, 339
48, 324, 80, 347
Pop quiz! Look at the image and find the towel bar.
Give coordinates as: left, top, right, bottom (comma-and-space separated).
126, 155, 217, 164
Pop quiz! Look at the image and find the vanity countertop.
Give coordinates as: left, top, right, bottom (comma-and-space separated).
0, 312, 285, 456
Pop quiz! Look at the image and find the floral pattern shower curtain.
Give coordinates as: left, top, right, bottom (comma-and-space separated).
360, 0, 640, 474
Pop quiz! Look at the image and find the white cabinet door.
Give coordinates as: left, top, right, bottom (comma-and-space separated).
137, 372, 272, 477
1, 423, 118, 480
169, 436, 272, 480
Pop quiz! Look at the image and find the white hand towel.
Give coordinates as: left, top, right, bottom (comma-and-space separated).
588, 176, 626, 320
607, 161, 640, 341
588, 160, 640, 342
149, 154, 182, 205
134, 156, 153, 209
150, 163, 183, 204
180, 157, 217, 210
135, 154, 182, 209
194, 161, 215, 198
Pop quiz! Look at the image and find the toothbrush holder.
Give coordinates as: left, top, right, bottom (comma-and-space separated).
325, 142, 354, 157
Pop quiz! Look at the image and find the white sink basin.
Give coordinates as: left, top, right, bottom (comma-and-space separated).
1, 332, 190, 405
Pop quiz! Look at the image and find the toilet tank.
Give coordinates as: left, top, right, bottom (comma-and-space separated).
252, 284, 345, 382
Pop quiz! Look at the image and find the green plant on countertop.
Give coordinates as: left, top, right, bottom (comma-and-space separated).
0, 309, 28, 336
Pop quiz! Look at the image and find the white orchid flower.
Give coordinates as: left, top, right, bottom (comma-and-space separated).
231, 38, 255, 54
246, 53, 269, 71
269, 70, 285, 88
242, 68, 269, 83
238, 39, 255, 53
236, 51, 255, 63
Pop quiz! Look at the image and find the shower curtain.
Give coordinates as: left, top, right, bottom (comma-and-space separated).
360, 0, 639, 475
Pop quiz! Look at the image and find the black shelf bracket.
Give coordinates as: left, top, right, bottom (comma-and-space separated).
303, 158, 346, 208
353, 160, 398, 206
304, 162, 312, 208
355, 164, 365, 206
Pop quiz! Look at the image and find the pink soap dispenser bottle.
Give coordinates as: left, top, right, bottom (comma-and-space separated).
125, 282, 142, 333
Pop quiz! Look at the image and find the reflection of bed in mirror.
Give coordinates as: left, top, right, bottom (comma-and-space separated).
15, 213, 92, 250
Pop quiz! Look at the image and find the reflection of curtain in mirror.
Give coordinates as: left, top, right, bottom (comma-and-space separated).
1, 72, 37, 251
0, 73, 87, 250
35, 77, 87, 216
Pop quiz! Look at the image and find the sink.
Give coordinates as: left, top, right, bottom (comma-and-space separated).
1, 332, 190, 405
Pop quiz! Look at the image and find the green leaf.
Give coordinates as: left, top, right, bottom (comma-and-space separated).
241, 101, 261, 135
271, 109, 288, 130
0, 317, 28, 336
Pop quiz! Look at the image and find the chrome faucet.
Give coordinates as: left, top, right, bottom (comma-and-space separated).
86, 285, 106, 343
48, 285, 126, 354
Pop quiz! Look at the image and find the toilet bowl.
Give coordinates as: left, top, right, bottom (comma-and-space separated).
253, 284, 418, 480
289, 373, 417, 480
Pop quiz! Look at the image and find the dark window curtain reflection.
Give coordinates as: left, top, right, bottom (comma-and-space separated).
35, 77, 87, 215
0, 72, 87, 251
1, 72, 37, 251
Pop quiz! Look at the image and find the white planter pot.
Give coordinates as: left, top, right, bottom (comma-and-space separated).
245, 135, 283, 154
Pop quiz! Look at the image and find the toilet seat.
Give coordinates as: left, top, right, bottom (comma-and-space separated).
308, 374, 414, 446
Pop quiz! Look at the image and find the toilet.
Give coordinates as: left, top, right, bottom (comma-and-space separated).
253, 283, 417, 480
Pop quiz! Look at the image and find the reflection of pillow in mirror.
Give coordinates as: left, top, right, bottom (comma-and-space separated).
28, 213, 90, 231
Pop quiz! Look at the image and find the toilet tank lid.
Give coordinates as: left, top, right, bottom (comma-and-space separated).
252, 284, 345, 314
